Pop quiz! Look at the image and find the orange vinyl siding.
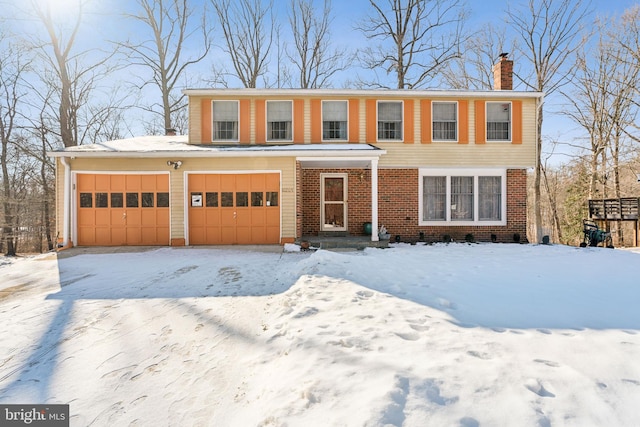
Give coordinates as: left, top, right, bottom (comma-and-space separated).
348, 98, 360, 143
420, 99, 432, 143
403, 99, 414, 144
255, 99, 266, 144
458, 100, 469, 144
366, 99, 377, 143
239, 99, 250, 143
310, 99, 322, 142
475, 100, 486, 144
201, 99, 212, 143
294, 99, 305, 143
512, 100, 523, 144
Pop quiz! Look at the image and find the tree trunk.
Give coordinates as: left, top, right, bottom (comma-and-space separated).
533, 107, 543, 243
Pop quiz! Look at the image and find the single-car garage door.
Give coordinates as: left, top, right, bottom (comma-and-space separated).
77, 173, 170, 246
188, 173, 280, 244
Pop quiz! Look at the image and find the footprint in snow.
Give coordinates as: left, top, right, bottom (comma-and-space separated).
467, 350, 491, 360
394, 331, 420, 341
524, 379, 555, 398
534, 359, 560, 368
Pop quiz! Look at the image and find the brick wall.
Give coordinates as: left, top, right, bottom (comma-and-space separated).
300, 168, 528, 243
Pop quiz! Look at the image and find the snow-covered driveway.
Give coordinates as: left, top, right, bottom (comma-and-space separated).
1, 244, 639, 426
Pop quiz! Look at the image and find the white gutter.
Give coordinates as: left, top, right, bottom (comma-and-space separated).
60, 156, 71, 247
183, 88, 545, 99
48, 148, 387, 159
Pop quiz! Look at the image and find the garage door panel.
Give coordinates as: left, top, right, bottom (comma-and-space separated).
141, 175, 157, 191
125, 175, 141, 191
126, 228, 141, 245
95, 209, 110, 226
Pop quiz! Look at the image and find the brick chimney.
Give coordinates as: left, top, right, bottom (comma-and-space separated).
493, 53, 513, 90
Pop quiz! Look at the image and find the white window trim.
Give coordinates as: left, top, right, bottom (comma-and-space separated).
211, 100, 240, 143
266, 100, 294, 143
376, 100, 404, 142
486, 101, 512, 143
431, 101, 458, 143
419, 168, 507, 226
321, 100, 349, 142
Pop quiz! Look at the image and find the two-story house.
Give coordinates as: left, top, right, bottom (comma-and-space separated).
49, 57, 543, 247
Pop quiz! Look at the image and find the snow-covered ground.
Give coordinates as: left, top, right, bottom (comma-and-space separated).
1, 243, 639, 426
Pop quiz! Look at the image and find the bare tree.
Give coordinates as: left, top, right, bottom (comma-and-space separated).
287, 0, 351, 88
32, 0, 122, 147
120, 0, 211, 134
507, 0, 592, 243
356, 0, 467, 89
0, 34, 29, 255
211, 0, 274, 88
441, 24, 509, 90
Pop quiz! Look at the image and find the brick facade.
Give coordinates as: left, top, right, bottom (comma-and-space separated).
300, 167, 528, 243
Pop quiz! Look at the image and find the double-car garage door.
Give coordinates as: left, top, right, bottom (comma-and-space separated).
188, 173, 280, 245
76, 172, 280, 246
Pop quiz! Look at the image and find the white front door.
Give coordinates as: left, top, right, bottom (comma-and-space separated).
321, 173, 347, 232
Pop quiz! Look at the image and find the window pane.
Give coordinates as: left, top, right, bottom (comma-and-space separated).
80, 193, 92, 208
378, 121, 402, 140
236, 192, 248, 207
267, 101, 292, 121
322, 100, 348, 120
324, 178, 344, 202
206, 192, 218, 207
269, 121, 292, 140
479, 176, 501, 221
126, 193, 139, 208
214, 121, 238, 140
111, 193, 123, 208
451, 176, 473, 221
252, 191, 263, 207
324, 204, 344, 227
212, 100, 238, 120
142, 192, 154, 207
378, 102, 402, 120
323, 121, 347, 140
266, 192, 278, 207
432, 102, 457, 141
96, 193, 108, 208
423, 177, 446, 221
157, 192, 170, 207
487, 103, 510, 140
221, 192, 234, 207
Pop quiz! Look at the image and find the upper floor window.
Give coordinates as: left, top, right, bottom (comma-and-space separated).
322, 100, 348, 141
377, 101, 403, 141
267, 100, 292, 141
212, 100, 239, 141
432, 102, 457, 141
486, 102, 511, 141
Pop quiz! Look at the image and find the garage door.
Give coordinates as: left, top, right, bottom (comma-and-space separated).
188, 173, 280, 244
77, 174, 170, 246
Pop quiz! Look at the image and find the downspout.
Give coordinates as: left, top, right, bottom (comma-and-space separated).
60, 156, 71, 248
371, 158, 379, 242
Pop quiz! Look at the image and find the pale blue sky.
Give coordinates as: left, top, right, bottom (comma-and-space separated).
3, 0, 638, 162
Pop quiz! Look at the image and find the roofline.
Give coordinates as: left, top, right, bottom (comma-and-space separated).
182, 88, 544, 99
47, 147, 387, 159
